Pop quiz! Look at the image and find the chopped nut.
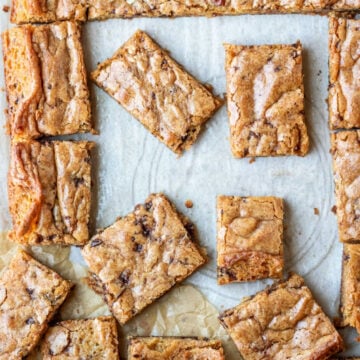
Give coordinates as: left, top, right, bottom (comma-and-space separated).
185, 200, 193, 208
2, 5, 9, 12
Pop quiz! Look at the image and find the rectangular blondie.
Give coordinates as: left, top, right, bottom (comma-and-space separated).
224, 42, 309, 158
40, 317, 119, 359
81, 193, 206, 324
217, 196, 284, 284
331, 131, 360, 243
0, 250, 72, 359
329, 16, 360, 130
91, 30, 222, 155
128, 337, 224, 359
339, 244, 360, 335
2, 22, 92, 139
219, 273, 343, 360
8, 140, 93, 245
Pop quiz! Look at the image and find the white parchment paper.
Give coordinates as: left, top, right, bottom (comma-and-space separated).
0, 6, 359, 358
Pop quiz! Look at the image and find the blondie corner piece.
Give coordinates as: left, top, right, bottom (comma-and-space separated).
8, 140, 94, 245
217, 196, 284, 284
128, 337, 225, 359
224, 42, 309, 158
0, 250, 72, 359
91, 30, 223, 155
329, 16, 360, 130
10, 0, 86, 24
331, 131, 360, 243
219, 273, 343, 360
340, 244, 360, 336
81, 193, 206, 324
2, 21, 92, 139
40, 317, 119, 359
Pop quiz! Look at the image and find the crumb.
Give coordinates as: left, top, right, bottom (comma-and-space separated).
314, 208, 319, 215
317, 70, 322, 76
2, 5, 9, 12
331, 205, 337, 214
185, 200, 193, 208
248, 157, 256, 164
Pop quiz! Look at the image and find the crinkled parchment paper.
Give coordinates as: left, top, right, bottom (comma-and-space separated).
1, 6, 360, 358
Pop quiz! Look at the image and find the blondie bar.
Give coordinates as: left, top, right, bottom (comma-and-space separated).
329, 17, 360, 130
217, 196, 284, 284
0, 250, 71, 358
91, 30, 222, 154
128, 337, 224, 359
331, 131, 360, 243
339, 244, 360, 335
8, 140, 93, 245
40, 317, 119, 359
2, 22, 91, 139
81, 193, 206, 324
219, 273, 343, 360
224, 42, 309, 158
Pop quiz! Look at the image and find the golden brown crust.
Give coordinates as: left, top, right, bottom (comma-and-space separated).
81, 193, 206, 324
2, 22, 92, 139
128, 337, 225, 359
217, 196, 284, 284
40, 317, 119, 359
329, 17, 360, 130
340, 244, 360, 335
0, 250, 72, 359
87, 0, 360, 21
224, 42, 309, 158
10, 0, 86, 24
331, 131, 360, 243
219, 273, 344, 360
8, 140, 93, 245
91, 30, 222, 155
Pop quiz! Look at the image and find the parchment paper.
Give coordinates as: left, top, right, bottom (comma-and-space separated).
0, 6, 359, 358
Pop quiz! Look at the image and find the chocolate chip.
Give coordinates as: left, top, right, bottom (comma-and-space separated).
144, 201, 152, 211
133, 243, 143, 252
274, 66, 281, 72
26, 288, 34, 296
47, 84, 52, 90
119, 271, 130, 285
161, 59, 168, 70
90, 239, 103, 247
74, 177, 85, 187
26, 317, 36, 325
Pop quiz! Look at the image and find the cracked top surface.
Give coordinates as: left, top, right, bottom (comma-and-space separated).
219, 273, 343, 360
0, 250, 71, 359
2, 21, 91, 139
217, 196, 283, 284
10, 0, 86, 23
8, 140, 93, 245
340, 244, 360, 332
91, 30, 222, 155
331, 131, 360, 243
40, 317, 119, 359
81, 193, 206, 324
87, 0, 360, 20
224, 42, 309, 158
128, 337, 225, 360
329, 17, 360, 130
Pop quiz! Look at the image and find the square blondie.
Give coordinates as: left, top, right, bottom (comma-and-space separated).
8, 140, 93, 245
10, 0, 86, 24
339, 244, 360, 334
0, 250, 72, 359
2, 22, 92, 139
217, 196, 284, 284
128, 337, 224, 359
91, 30, 223, 155
224, 42, 309, 158
219, 273, 343, 360
329, 17, 360, 130
40, 317, 119, 359
331, 131, 360, 243
81, 193, 206, 324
